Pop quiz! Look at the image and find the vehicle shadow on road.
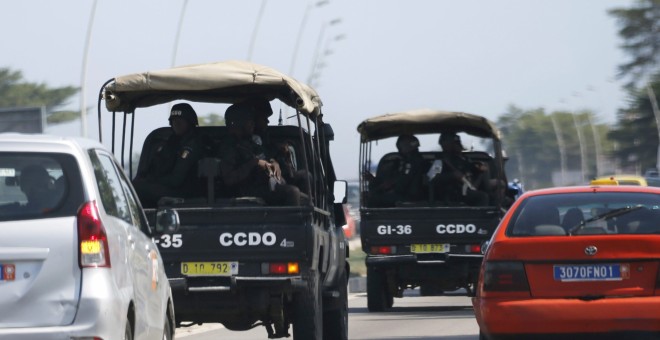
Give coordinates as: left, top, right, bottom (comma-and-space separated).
358, 336, 476, 340
350, 305, 474, 314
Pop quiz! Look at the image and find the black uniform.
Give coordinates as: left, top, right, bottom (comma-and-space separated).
220, 134, 302, 206
433, 153, 489, 206
368, 151, 426, 207
134, 130, 204, 207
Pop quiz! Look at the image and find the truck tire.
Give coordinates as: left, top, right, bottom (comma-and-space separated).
367, 266, 388, 312
293, 270, 323, 339
322, 269, 348, 340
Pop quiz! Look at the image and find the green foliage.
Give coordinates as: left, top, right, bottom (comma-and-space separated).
0, 67, 79, 125
608, 77, 660, 171
199, 113, 225, 126
608, 0, 660, 86
608, 1, 660, 171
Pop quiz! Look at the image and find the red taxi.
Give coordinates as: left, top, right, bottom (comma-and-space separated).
473, 185, 660, 339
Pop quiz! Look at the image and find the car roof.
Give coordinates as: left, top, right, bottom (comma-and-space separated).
0, 133, 105, 152
589, 175, 647, 186
518, 185, 660, 199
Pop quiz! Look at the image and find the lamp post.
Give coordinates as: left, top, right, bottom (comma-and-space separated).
307, 19, 343, 86
79, 0, 98, 138
646, 82, 660, 172
288, 0, 329, 77
171, 0, 189, 67
551, 113, 568, 185
247, 0, 268, 61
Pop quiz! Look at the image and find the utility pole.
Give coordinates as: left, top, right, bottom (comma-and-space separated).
572, 113, 587, 183
79, 0, 98, 138
647, 82, 660, 172
551, 114, 567, 185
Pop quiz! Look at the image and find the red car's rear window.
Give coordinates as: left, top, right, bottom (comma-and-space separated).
507, 192, 660, 236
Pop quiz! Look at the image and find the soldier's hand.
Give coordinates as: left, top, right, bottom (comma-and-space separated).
257, 159, 270, 171
269, 161, 283, 181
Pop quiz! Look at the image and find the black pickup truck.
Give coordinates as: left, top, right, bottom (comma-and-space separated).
97, 61, 349, 340
357, 110, 515, 311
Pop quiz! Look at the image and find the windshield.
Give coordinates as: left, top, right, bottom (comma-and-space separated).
507, 192, 660, 236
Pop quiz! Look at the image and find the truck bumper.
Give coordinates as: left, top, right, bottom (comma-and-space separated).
169, 275, 306, 325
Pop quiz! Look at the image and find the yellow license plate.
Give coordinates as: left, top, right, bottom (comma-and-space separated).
181, 262, 238, 276
410, 244, 450, 253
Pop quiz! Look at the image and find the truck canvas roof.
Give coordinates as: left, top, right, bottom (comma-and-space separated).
357, 109, 501, 142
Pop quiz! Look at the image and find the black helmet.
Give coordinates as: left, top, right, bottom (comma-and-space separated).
224, 102, 255, 127
169, 103, 198, 126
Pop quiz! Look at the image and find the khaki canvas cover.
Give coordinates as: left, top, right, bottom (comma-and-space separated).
357, 109, 501, 142
102, 60, 322, 117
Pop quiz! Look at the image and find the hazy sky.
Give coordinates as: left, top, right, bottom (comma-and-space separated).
1, 0, 633, 179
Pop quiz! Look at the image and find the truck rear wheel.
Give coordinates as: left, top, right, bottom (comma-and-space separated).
367, 266, 388, 312
292, 271, 323, 339
322, 269, 348, 340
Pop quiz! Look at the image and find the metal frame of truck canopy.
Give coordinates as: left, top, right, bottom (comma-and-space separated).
96, 60, 332, 205
357, 109, 506, 208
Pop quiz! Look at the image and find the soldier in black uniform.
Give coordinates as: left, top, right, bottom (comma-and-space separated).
433, 132, 490, 206
219, 101, 303, 206
365, 134, 426, 207
133, 103, 204, 207
245, 97, 311, 195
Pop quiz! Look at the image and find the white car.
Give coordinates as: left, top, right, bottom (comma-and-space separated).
0, 134, 175, 340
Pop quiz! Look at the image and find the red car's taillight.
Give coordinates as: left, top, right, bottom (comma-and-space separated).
77, 201, 111, 268
483, 261, 529, 292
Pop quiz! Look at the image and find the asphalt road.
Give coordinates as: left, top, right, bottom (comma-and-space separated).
175, 288, 480, 340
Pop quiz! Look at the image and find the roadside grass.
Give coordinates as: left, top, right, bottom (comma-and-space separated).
348, 247, 366, 277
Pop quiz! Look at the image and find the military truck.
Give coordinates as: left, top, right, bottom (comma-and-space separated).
357, 109, 514, 311
96, 60, 349, 339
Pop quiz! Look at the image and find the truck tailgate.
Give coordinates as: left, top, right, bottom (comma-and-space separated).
360, 206, 500, 249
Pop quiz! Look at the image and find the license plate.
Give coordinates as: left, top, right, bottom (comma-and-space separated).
181, 262, 238, 276
553, 263, 629, 282
411, 244, 450, 253
0, 264, 16, 281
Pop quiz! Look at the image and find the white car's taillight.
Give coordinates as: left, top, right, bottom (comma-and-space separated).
77, 201, 111, 268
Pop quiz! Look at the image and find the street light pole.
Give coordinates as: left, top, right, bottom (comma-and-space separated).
247, 0, 268, 61
571, 112, 587, 183
646, 82, 660, 172
288, 0, 329, 77
79, 0, 98, 138
307, 18, 342, 86
551, 114, 568, 185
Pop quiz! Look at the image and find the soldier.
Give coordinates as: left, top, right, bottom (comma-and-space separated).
433, 132, 490, 206
133, 103, 204, 207
365, 134, 426, 207
219, 101, 303, 206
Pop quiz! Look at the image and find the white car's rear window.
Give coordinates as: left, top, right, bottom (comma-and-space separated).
0, 153, 83, 221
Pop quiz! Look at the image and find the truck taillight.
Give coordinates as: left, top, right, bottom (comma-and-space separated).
466, 244, 481, 253
370, 246, 396, 255
262, 262, 299, 275
483, 261, 529, 292
78, 201, 111, 268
